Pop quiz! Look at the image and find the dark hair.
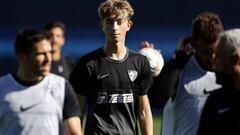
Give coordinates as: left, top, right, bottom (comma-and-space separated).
44, 21, 65, 34
192, 11, 224, 43
14, 28, 52, 54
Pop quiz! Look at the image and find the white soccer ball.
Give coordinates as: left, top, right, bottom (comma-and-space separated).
138, 47, 164, 77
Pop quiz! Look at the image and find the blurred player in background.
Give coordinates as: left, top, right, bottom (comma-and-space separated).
198, 28, 240, 135
45, 21, 76, 79
0, 28, 82, 135
147, 12, 224, 135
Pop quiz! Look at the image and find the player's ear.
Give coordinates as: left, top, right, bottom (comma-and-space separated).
16, 53, 27, 62
126, 20, 133, 31
232, 53, 240, 65
62, 36, 65, 46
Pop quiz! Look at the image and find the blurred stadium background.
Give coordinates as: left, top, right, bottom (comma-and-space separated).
1, 0, 239, 75
1, 0, 240, 134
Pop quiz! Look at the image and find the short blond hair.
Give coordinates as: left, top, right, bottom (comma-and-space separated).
98, 0, 134, 20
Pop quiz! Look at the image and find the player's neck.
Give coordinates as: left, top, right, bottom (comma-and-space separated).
17, 68, 44, 82
233, 78, 240, 91
103, 42, 127, 60
52, 50, 61, 61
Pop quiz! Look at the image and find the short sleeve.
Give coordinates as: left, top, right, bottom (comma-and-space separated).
63, 81, 81, 119
69, 57, 93, 96
138, 56, 153, 96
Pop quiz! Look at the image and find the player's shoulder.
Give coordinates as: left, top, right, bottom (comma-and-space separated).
207, 87, 228, 102
0, 73, 10, 81
128, 48, 141, 56
128, 48, 146, 59
47, 73, 66, 83
80, 47, 104, 62
46, 74, 67, 93
0, 74, 12, 85
0, 74, 20, 96
62, 54, 76, 63
127, 48, 149, 65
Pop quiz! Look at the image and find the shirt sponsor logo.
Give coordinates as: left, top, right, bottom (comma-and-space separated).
128, 70, 137, 82
97, 92, 134, 104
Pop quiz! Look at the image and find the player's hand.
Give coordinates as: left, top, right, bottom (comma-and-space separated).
139, 41, 154, 49
138, 41, 164, 76
176, 36, 193, 54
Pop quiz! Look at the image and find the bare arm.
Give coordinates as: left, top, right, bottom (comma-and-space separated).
77, 95, 87, 123
64, 117, 82, 135
138, 95, 153, 135
64, 95, 86, 135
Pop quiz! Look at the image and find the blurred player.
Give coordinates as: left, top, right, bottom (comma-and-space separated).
0, 28, 82, 135
150, 12, 224, 135
198, 29, 240, 135
45, 21, 76, 79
